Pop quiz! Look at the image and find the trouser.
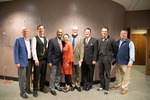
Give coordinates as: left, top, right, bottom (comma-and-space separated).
49, 62, 61, 91
26, 59, 33, 91
82, 61, 95, 88
115, 64, 130, 90
98, 56, 111, 91
71, 65, 81, 87
65, 74, 71, 86
33, 59, 47, 91
18, 67, 26, 94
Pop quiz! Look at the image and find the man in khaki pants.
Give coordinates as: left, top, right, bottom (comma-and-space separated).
111, 29, 135, 95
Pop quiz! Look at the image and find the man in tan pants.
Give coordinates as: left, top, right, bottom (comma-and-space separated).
111, 29, 135, 95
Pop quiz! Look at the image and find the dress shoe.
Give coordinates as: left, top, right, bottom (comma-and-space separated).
104, 90, 109, 95
110, 85, 120, 90
33, 91, 38, 97
86, 87, 91, 91
82, 86, 87, 91
40, 88, 48, 93
71, 87, 75, 91
20, 93, 28, 98
121, 89, 127, 95
62, 86, 70, 93
50, 90, 57, 96
97, 87, 103, 91
55, 87, 62, 91
76, 87, 82, 92
26, 90, 32, 94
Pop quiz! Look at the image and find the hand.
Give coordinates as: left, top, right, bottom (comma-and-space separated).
35, 60, 39, 67
65, 62, 69, 68
79, 59, 83, 64
15, 64, 20, 69
127, 63, 133, 68
92, 61, 96, 65
47, 63, 52, 68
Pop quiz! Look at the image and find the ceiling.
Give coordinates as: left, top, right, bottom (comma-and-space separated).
112, 0, 150, 11
0, 0, 150, 11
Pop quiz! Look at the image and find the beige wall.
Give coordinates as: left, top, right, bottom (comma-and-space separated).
0, 0, 125, 80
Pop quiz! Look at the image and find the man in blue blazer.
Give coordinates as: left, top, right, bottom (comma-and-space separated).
14, 27, 32, 98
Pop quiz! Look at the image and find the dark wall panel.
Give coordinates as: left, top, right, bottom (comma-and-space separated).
0, 0, 125, 80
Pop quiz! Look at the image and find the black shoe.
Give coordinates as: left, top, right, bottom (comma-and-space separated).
26, 90, 32, 94
104, 90, 109, 95
86, 87, 91, 91
50, 90, 57, 96
71, 87, 75, 91
97, 87, 103, 91
20, 93, 28, 98
55, 87, 62, 91
40, 88, 48, 93
82, 86, 87, 91
33, 91, 38, 97
76, 87, 81, 92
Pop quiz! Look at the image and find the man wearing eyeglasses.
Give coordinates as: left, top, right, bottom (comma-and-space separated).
97, 26, 117, 94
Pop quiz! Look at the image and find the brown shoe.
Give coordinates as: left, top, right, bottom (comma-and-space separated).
121, 89, 127, 95
110, 85, 120, 90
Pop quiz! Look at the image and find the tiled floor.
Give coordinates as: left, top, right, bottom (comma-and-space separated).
0, 65, 150, 100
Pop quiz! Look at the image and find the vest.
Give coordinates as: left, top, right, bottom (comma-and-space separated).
35, 36, 47, 61
99, 39, 107, 56
116, 38, 130, 64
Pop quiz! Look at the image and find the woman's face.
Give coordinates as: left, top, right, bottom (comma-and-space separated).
63, 35, 69, 43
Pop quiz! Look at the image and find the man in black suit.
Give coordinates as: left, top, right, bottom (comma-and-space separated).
82, 28, 98, 91
97, 26, 117, 94
47, 29, 63, 96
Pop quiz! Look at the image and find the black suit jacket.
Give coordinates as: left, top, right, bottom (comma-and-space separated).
83, 37, 98, 64
98, 36, 117, 62
47, 37, 64, 65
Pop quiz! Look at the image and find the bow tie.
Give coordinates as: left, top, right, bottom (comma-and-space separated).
39, 35, 44, 38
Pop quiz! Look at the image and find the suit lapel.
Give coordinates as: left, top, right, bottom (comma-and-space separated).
55, 37, 61, 52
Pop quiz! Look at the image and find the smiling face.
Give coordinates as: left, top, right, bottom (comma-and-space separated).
56, 29, 63, 39
63, 34, 70, 43
101, 27, 108, 38
84, 28, 91, 38
120, 30, 128, 40
72, 26, 79, 35
22, 28, 29, 39
37, 25, 45, 36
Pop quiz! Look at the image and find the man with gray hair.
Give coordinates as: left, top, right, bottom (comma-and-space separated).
70, 26, 84, 92
14, 27, 32, 98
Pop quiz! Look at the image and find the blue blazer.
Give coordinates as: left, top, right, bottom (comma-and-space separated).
14, 37, 30, 67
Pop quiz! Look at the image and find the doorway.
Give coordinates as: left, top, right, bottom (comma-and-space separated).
130, 29, 147, 65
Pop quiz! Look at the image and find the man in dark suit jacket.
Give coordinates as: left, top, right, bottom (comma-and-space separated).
97, 26, 117, 94
14, 27, 32, 98
47, 29, 64, 96
82, 28, 98, 91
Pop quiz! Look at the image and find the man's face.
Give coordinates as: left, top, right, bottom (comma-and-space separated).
84, 29, 91, 38
72, 26, 79, 35
101, 28, 108, 37
37, 26, 45, 35
22, 28, 29, 38
57, 29, 63, 39
120, 30, 127, 39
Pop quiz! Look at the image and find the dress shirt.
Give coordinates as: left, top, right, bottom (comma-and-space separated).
24, 38, 31, 59
32, 35, 48, 60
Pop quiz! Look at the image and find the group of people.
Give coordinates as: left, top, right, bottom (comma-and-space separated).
13, 25, 135, 99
